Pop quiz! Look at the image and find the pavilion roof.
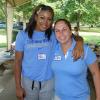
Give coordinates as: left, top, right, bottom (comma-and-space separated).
7, 0, 31, 7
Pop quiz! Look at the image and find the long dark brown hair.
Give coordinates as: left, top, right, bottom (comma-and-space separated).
25, 4, 54, 40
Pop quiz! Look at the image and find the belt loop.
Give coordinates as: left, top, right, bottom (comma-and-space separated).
32, 81, 34, 90
39, 81, 41, 90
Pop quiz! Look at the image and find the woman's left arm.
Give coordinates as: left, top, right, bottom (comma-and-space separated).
89, 61, 100, 100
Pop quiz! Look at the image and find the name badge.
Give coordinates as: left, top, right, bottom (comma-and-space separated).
38, 53, 46, 60
54, 55, 61, 61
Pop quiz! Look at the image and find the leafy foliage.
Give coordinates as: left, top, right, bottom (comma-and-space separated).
0, 0, 100, 27
0, 0, 6, 21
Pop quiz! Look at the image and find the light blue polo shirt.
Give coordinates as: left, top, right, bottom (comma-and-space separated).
51, 38, 97, 100
15, 30, 56, 81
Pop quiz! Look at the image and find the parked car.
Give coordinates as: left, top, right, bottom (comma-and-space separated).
0, 21, 23, 30
0, 22, 6, 29
13, 22, 23, 30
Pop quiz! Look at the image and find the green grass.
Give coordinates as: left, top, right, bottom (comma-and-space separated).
0, 43, 7, 48
80, 27, 100, 33
0, 29, 19, 48
0, 36, 100, 48
83, 36, 100, 45
0, 29, 19, 35
0, 29, 6, 35
0, 28, 100, 48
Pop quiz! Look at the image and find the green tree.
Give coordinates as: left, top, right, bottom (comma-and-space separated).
55, 0, 100, 28
5, 0, 100, 28
83, 0, 100, 27
59, 0, 87, 28
0, 0, 6, 21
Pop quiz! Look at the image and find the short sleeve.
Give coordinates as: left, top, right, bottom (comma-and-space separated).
15, 31, 25, 51
84, 45, 97, 66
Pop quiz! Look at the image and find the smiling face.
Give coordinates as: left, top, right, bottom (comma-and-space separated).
54, 20, 72, 45
35, 10, 53, 31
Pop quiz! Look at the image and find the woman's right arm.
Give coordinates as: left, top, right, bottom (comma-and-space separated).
14, 51, 26, 100
89, 61, 100, 100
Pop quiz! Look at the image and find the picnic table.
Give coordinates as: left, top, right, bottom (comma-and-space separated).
0, 51, 14, 65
